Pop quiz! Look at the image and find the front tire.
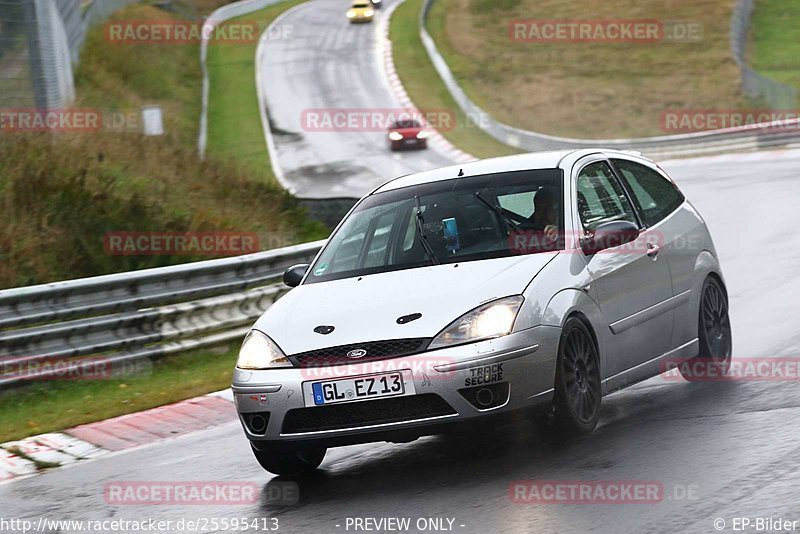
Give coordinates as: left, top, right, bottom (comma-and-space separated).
251, 443, 326, 476
551, 317, 601, 435
680, 276, 732, 381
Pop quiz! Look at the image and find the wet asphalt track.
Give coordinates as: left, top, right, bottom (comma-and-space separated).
262, 0, 453, 198
4, 0, 800, 531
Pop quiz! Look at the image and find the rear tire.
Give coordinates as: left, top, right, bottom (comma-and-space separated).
251, 443, 326, 476
551, 317, 601, 435
679, 276, 732, 381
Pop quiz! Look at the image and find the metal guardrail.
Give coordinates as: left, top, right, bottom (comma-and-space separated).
730, 0, 796, 109
0, 240, 325, 389
418, 0, 800, 159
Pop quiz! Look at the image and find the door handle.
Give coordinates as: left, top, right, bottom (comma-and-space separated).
646, 243, 661, 259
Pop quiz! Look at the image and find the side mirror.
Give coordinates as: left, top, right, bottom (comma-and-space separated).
283, 264, 309, 287
581, 221, 639, 255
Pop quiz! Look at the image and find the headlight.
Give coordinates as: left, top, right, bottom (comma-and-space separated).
236, 330, 291, 369
388, 131, 403, 141
364, 8, 374, 16
428, 296, 524, 350
416, 131, 429, 139
346, 10, 356, 18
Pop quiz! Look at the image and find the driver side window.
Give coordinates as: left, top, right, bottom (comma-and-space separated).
576, 161, 638, 232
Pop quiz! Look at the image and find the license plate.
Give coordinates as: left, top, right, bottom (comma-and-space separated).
404, 139, 417, 144
305, 371, 415, 406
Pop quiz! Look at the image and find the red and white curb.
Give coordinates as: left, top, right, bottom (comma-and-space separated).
378, 0, 474, 165
0, 389, 236, 484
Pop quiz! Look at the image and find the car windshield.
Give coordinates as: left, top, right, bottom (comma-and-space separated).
392, 120, 420, 129
306, 169, 564, 284
352, 3, 369, 7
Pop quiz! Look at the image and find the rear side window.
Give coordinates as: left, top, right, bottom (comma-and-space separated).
612, 159, 685, 227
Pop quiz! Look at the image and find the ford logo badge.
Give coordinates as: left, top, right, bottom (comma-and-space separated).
347, 349, 367, 359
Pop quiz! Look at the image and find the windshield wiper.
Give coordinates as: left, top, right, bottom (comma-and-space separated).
474, 192, 516, 234
414, 195, 440, 265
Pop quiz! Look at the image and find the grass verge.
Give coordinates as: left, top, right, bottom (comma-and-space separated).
750, 0, 800, 92
0, 346, 237, 444
76, 2, 211, 146
390, 0, 519, 158
425, 0, 751, 138
206, 0, 305, 178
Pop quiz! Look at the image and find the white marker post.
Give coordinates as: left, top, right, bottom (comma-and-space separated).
141, 105, 165, 136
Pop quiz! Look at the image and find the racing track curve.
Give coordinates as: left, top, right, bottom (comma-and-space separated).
261, 0, 455, 198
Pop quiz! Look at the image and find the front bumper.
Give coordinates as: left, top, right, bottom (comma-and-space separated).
233, 325, 560, 446
348, 14, 373, 23
390, 137, 427, 150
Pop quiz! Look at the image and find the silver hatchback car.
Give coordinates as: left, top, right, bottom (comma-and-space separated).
233, 149, 732, 475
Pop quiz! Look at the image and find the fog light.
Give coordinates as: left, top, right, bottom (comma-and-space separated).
244, 412, 270, 434
458, 382, 509, 410
475, 388, 494, 407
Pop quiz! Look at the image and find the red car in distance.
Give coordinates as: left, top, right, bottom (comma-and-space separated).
387, 119, 429, 151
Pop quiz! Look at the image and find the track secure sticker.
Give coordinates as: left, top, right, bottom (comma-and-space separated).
464, 363, 504, 386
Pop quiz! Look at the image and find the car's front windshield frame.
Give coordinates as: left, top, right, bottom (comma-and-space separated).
304, 168, 564, 285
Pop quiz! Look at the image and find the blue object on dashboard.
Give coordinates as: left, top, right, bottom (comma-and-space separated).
442, 217, 460, 254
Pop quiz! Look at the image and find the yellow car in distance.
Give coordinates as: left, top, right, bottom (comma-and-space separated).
347, 1, 374, 23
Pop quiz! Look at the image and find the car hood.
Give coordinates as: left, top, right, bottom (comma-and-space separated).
254, 253, 557, 355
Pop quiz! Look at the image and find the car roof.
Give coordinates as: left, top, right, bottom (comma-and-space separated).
373, 148, 648, 193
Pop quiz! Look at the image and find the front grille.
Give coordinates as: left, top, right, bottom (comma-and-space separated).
290, 338, 431, 367
281, 394, 456, 434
